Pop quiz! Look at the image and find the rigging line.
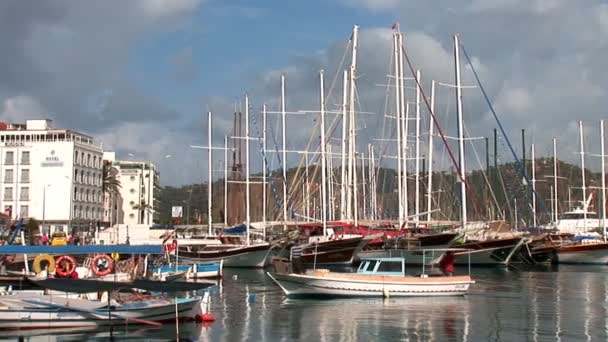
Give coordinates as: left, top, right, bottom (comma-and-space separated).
463, 121, 503, 220
252, 110, 283, 212
460, 41, 549, 215
400, 41, 483, 220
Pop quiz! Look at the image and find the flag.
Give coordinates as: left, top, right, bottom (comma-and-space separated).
391, 23, 398, 30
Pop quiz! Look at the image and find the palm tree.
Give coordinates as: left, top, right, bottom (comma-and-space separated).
102, 161, 121, 225
133, 200, 153, 225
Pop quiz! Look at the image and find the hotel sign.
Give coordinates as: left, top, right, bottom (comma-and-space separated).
41, 150, 64, 167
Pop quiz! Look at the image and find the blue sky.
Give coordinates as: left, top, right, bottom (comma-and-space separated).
2, 1, 608, 186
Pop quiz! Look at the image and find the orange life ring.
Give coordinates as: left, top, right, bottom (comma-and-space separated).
55, 255, 77, 278
91, 254, 114, 277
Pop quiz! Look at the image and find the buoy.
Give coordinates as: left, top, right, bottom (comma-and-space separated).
195, 313, 215, 322
33, 254, 55, 274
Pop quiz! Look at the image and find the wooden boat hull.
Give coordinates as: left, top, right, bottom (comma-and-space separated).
0, 297, 203, 330
267, 271, 474, 297
300, 237, 367, 266
557, 242, 608, 264
178, 244, 271, 268
454, 237, 525, 266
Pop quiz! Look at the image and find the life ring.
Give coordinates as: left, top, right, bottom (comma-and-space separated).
32, 254, 55, 274
330, 233, 343, 241
91, 254, 114, 277
55, 255, 77, 277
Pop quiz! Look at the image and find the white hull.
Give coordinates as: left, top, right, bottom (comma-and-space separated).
179, 247, 271, 268
267, 272, 473, 298
0, 297, 204, 329
558, 248, 608, 264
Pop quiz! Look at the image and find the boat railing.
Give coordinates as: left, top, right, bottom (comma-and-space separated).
420, 248, 475, 277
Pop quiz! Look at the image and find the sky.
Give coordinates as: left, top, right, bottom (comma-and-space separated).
1, 0, 608, 186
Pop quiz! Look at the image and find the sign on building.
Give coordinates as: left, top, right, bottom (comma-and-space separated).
171, 206, 183, 218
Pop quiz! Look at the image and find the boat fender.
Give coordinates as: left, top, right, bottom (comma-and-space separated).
164, 240, 177, 253
32, 254, 56, 274
91, 254, 114, 277
55, 255, 77, 278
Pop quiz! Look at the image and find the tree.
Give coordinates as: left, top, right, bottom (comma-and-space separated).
102, 161, 121, 226
132, 200, 153, 225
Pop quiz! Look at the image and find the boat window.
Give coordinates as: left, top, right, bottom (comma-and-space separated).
376, 261, 403, 273
358, 261, 371, 272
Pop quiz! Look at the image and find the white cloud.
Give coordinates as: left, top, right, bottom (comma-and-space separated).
1, 95, 45, 122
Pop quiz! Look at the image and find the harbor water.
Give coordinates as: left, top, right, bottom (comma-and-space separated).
3, 265, 608, 341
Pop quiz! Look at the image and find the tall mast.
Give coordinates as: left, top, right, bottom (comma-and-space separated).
320, 70, 328, 235
553, 137, 558, 223
426, 80, 436, 222
371, 145, 377, 220
305, 153, 310, 220
281, 74, 288, 229
454, 34, 467, 228
224, 135, 228, 227
601, 120, 607, 239
245, 94, 251, 245
531, 143, 537, 227
207, 111, 213, 235
262, 104, 267, 231
340, 70, 348, 221
348, 25, 359, 225
414, 69, 421, 224
398, 33, 408, 221
393, 33, 404, 227
579, 120, 587, 232
362, 152, 367, 219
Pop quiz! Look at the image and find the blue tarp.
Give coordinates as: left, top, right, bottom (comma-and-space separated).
223, 224, 247, 234
0, 244, 164, 255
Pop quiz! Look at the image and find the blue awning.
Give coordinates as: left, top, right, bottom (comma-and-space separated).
0, 244, 164, 255
223, 224, 247, 234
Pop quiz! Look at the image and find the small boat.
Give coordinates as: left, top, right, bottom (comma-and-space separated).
267, 257, 474, 298
177, 243, 272, 268
453, 237, 527, 267
0, 292, 207, 330
152, 261, 223, 280
358, 232, 460, 265
555, 235, 608, 264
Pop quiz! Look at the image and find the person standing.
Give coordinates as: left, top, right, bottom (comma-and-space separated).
440, 251, 455, 276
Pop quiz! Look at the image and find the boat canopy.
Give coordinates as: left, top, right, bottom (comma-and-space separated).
0, 244, 164, 255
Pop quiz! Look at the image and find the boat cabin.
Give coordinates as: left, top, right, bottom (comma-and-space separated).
356, 258, 405, 277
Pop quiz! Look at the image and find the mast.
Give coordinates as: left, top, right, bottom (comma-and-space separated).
224, 135, 228, 227
362, 152, 367, 219
262, 104, 267, 231
601, 120, 607, 239
305, 153, 310, 220
553, 137, 558, 223
398, 33, 408, 222
454, 34, 467, 228
340, 70, 348, 221
531, 143, 537, 227
579, 120, 587, 232
207, 111, 213, 235
245, 94, 251, 245
426, 80, 436, 222
320, 70, 328, 235
281, 74, 288, 229
414, 69, 421, 225
348, 25, 359, 225
393, 32, 404, 227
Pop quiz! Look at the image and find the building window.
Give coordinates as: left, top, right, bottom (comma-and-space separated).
73, 205, 78, 218
4, 169, 13, 183
74, 169, 78, 183
87, 154, 91, 167
74, 151, 79, 164
74, 187, 78, 201
130, 188, 135, 194
130, 176, 136, 181
5, 151, 13, 165
19, 187, 29, 201
20, 169, 29, 183
21, 151, 30, 165
3, 187, 12, 201
19, 205, 28, 218
129, 213, 135, 218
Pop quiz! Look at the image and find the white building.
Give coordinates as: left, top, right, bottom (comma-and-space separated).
0, 119, 104, 233
108, 158, 160, 226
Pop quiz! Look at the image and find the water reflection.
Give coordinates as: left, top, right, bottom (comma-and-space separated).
4, 266, 608, 341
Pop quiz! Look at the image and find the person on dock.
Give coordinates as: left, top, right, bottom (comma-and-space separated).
40, 233, 49, 245
440, 251, 455, 276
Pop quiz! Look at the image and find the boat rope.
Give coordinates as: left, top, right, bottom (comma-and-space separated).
399, 41, 483, 220
460, 41, 549, 216
252, 112, 284, 211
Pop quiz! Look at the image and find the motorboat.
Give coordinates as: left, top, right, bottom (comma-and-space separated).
267, 256, 474, 298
